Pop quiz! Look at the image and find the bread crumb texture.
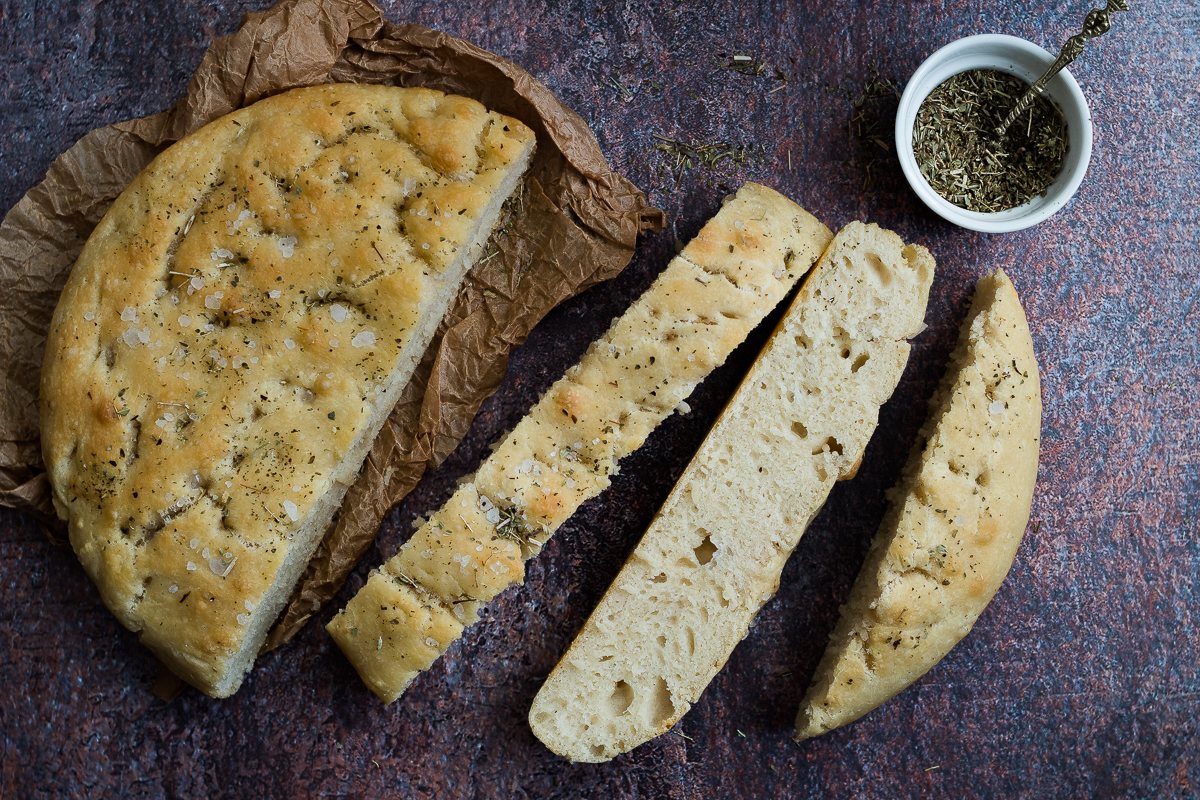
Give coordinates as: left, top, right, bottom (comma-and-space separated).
795, 269, 1041, 740
327, 183, 834, 703
528, 221, 935, 762
39, 83, 534, 697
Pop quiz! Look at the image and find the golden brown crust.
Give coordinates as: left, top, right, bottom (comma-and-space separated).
40, 83, 534, 696
795, 269, 1042, 740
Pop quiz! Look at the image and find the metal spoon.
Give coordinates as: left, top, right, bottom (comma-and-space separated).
995, 0, 1130, 137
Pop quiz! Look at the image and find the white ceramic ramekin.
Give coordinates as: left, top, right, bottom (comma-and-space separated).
895, 34, 1093, 233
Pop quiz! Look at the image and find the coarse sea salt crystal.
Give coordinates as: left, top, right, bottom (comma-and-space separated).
278, 235, 298, 258
209, 557, 232, 576
330, 304, 347, 323
201, 547, 209, 558
121, 306, 138, 322
486, 508, 501, 524
122, 327, 142, 347
213, 248, 235, 261
155, 418, 168, 429
284, 339, 296, 350
190, 538, 199, 550
269, 289, 281, 299
330, 258, 340, 267
425, 637, 439, 648
989, 400, 1006, 415
329, 339, 339, 348
244, 599, 254, 611
205, 295, 222, 309
137, 328, 150, 344
84, 311, 95, 321
178, 314, 192, 327
283, 500, 299, 521
186, 561, 196, 571
237, 613, 250, 626
190, 276, 204, 290
168, 585, 178, 594
566, 478, 576, 489
351, 331, 375, 348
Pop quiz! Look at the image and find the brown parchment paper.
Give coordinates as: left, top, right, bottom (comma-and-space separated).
0, 0, 663, 653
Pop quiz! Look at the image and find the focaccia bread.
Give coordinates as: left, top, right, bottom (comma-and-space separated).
327, 183, 833, 703
39, 83, 535, 697
795, 269, 1041, 740
528, 222, 935, 762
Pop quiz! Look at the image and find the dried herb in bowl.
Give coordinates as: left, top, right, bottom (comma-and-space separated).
913, 69, 1068, 212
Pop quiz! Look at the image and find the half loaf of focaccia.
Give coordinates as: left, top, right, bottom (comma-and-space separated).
39, 83, 535, 697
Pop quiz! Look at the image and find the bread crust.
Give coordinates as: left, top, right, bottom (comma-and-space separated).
328, 183, 834, 702
795, 269, 1041, 740
39, 83, 534, 696
527, 222, 935, 762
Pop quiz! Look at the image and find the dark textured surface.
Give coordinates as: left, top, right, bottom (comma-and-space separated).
2, 1, 1197, 797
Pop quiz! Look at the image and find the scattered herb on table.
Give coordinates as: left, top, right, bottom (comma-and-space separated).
850, 71, 903, 193
913, 69, 1068, 212
652, 135, 751, 183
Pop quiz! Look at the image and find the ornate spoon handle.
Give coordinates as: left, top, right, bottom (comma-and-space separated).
996, 0, 1130, 136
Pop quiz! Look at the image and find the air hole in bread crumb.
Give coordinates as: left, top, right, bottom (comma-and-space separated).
606, 680, 635, 716
976, 471, 991, 487
644, 677, 676, 728
656, 635, 666, 647
841, 347, 851, 359
104, 345, 116, 369
791, 421, 808, 438
651, 573, 667, 584
694, 533, 717, 566
812, 436, 843, 456
852, 353, 870, 373
795, 334, 811, 349
866, 253, 893, 286
947, 459, 962, 475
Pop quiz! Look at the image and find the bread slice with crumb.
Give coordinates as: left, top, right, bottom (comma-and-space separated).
527, 222, 935, 762
327, 183, 833, 703
795, 269, 1040, 741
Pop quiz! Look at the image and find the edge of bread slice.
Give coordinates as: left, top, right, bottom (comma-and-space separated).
794, 268, 1041, 740
327, 183, 833, 703
527, 221, 936, 762
39, 84, 536, 697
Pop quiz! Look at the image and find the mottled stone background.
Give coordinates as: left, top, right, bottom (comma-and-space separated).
2, 1, 1197, 797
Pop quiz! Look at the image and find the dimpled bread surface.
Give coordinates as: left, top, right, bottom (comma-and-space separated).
327, 183, 833, 703
528, 222, 935, 762
795, 269, 1041, 740
39, 83, 535, 697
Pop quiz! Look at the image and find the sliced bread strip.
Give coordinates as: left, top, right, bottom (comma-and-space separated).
327, 183, 833, 702
527, 221, 935, 762
795, 269, 1041, 740
39, 84, 536, 697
